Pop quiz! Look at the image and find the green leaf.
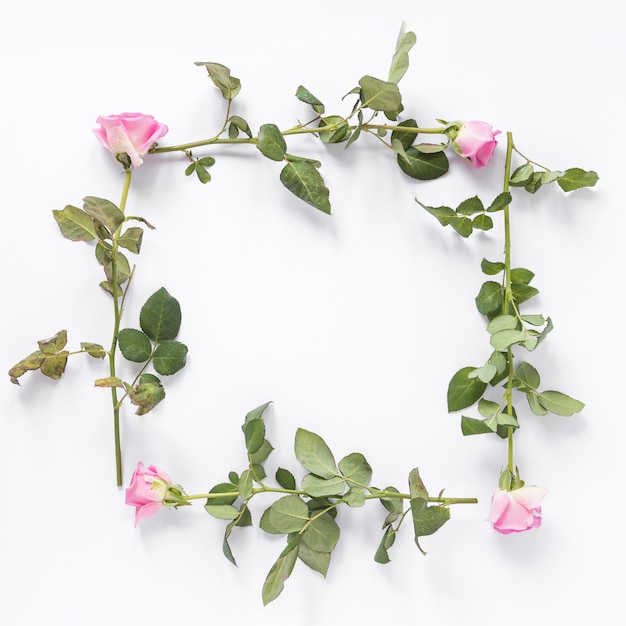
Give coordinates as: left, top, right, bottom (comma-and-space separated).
118, 328, 152, 363
510, 163, 534, 186
374, 526, 396, 564
80, 342, 106, 359
468, 364, 497, 383
244, 418, 265, 455
268, 495, 310, 533
298, 543, 330, 576
497, 413, 519, 427
301, 474, 345, 497
204, 503, 240, 520
102, 249, 131, 288
117, 227, 143, 254
537, 390, 585, 416
472, 214, 493, 231
391, 119, 418, 150
275, 467, 296, 491
195, 62, 241, 100
408, 468, 450, 553
461, 416, 496, 436
37, 330, 67, 354
399, 147, 449, 180
449, 216, 473, 238
238, 469, 253, 501
420, 203, 457, 227
249, 439, 274, 465
243, 401, 272, 426
262, 536, 300, 605
557, 168, 599, 192
82, 196, 124, 233
295, 85, 324, 114
536, 316, 554, 346
477, 399, 500, 418
139, 287, 182, 342
516, 361, 540, 390
152, 340, 188, 375
527, 391, 548, 416
487, 315, 518, 334
205, 482, 238, 506
302, 513, 340, 553
511, 283, 539, 306
9, 350, 46, 383
415, 142, 447, 153
447, 367, 488, 411
511, 267, 534, 284
525, 172, 544, 194
475, 281, 503, 315
487, 192, 512, 212
126, 378, 165, 415
294, 428, 337, 479
257, 123, 287, 161
358, 75, 402, 112
456, 196, 484, 216
317, 115, 351, 144
411, 501, 450, 544
94, 376, 124, 388
280, 161, 331, 214
196, 164, 212, 184
338, 452, 372, 487
481, 258, 505, 275
521, 314, 545, 326
388, 30, 417, 84
53, 205, 97, 242
40, 352, 69, 380
380, 486, 403, 521
228, 116, 251, 138
490, 329, 527, 351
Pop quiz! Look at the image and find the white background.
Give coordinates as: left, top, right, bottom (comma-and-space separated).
1, 1, 623, 623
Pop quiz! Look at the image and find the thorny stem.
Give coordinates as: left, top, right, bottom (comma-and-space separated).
179, 486, 477, 505
502, 132, 515, 476
151, 121, 447, 154
110, 169, 133, 487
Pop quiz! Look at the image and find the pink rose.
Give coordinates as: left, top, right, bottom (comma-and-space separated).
93, 113, 168, 168
125, 461, 172, 526
487, 486, 549, 534
452, 120, 500, 168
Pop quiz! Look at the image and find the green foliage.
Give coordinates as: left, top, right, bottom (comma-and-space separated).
195, 403, 468, 604
185, 156, 216, 184
53, 205, 97, 242
399, 149, 449, 180
152, 340, 188, 375
257, 124, 287, 161
118, 328, 152, 363
8, 330, 80, 384
317, 116, 351, 144
418, 192, 511, 237
125, 375, 165, 415
448, 367, 488, 412
279, 160, 331, 214
358, 76, 402, 113
387, 31, 417, 84
295, 85, 325, 114
509, 162, 598, 194
195, 62, 241, 100
139, 287, 182, 343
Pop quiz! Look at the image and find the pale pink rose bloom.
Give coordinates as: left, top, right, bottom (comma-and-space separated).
125, 461, 172, 526
93, 113, 168, 168
487, 486, 549, 534
452, 120, 501, 168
